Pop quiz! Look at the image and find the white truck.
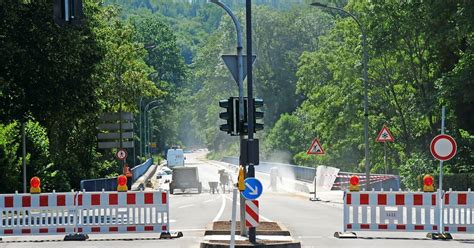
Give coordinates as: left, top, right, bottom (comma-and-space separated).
166, 148, 185, 168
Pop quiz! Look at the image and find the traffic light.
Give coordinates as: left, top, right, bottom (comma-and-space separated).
242, 98, 264, 134
423, 174, 435, 192
53, 0, 83, 25
349, 175, 360, 192
219, 98, 238, 135
254, 98, 264, 132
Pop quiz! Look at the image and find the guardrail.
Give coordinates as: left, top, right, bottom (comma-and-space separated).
80, 158, 153, 192
130, 158, 153, 182
221, 156, 400, 190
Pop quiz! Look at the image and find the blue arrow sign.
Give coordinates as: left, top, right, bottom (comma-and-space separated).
242, 177, 263, 200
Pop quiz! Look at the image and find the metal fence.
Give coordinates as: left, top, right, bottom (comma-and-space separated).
80, 158, 153, 192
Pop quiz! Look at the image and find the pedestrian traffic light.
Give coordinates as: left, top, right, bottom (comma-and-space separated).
53, 0, 83, 25
423, 174, 435, 192
219, 98, 238, 135
117, 175, 128, 192
30, 176, 41, 194
349, 175, 360, 192
254, 98, 264, 132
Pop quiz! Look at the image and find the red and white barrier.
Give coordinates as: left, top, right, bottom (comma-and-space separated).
0, 190, 169, 237
443, 190, 474, 233
339, 189, 474, 237
343, 190, 439, 233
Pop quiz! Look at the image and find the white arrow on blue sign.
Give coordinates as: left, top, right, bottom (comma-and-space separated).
242, 177, 263, 200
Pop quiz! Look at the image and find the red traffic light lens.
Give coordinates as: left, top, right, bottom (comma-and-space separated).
350, 176, 359, 186
117, 175, 127, 186
30, 177, 41, 188
424, 176, 433, 186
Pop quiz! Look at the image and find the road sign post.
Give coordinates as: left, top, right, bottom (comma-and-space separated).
430, 106, 457, 234
376, 125, 394, 173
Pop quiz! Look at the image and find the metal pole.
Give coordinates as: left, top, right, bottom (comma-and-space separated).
230, 188, 238, 248
310, 3, 371, 190
362, 30, 370, 191
147, 105, 160, 158
245, 0, 256, 243
139, 97, 143, 158
384, 142, 387, 174
439, 106, 445, 233
64, 0, 69, 22
22, 122, 27, 193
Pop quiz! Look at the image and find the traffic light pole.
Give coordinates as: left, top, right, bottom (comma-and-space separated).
245, 0, 257, 243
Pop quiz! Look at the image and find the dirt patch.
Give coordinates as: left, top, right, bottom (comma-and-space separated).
212, 221, 282, 232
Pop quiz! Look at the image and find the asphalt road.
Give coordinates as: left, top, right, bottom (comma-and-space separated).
1, 150, 472, 248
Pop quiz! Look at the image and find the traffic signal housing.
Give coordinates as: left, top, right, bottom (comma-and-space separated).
242, 98, 264, 134
254, 98, 264, 132
219, 98, 238, 136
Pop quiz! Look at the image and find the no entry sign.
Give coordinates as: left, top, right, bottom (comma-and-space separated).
430, 134, 457, 161
116, 149, 128, 161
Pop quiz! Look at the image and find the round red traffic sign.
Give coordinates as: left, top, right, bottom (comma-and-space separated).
116, 149, 128, 160
430, 134, 457, 161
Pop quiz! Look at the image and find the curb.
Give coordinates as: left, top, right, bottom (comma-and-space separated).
204, 230, 291, 236
200, 241, 301, 248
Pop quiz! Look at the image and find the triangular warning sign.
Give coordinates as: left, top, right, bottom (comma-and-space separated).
306, 138, 325, 155
376, 125, 394, 142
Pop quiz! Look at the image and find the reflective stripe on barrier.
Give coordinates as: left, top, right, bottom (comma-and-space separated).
0, 190, 169, 236
342, 189, 474, 234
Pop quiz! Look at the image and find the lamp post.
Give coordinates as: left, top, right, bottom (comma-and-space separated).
208, 0, 247, 237
147, 105, 160, 158
311, 2, 371, 190
143, 100, 160, 157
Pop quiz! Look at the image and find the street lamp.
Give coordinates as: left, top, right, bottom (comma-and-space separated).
311, 2, 371, 190
143, 100, 160, 157
208, 0, 247, 238
147, 105, 160, 158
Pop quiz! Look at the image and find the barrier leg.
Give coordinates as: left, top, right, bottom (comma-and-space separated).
64, 191, 88, 241
309, 176, 321, 201
334, 191, 357, 239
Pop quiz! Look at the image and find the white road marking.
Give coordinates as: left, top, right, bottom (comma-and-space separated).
204, 198, 216, 203
178, 204, 195, 209
212, 195, 226, 222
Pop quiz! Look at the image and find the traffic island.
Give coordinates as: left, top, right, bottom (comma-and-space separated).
201, 221, 301, 248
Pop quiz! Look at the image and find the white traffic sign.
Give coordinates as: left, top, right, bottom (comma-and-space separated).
116, 149, 128, 161
376, 125, 394, 142
430, 134, 457, 161
306, 138, 325, 155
